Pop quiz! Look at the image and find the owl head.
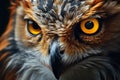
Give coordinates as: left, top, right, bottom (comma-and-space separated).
1, 0, 120, 79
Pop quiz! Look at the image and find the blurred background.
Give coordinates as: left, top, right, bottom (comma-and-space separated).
0, 0, 10, 36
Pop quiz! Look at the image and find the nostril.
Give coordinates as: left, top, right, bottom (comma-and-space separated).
60, 50, 64, 54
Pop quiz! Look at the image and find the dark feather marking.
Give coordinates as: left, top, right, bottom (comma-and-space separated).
38, 0, 54, 12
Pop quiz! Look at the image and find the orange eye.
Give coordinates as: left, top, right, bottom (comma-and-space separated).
27, 20, 41, 35
80, 18, 100, 35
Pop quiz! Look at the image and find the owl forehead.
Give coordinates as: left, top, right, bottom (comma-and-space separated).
26, 0, 103, 30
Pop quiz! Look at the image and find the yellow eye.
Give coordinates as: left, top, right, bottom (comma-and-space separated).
80, 18, 100, 35
27, 20, 41, 35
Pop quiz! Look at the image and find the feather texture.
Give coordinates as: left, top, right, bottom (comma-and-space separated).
0, 0, 120, 80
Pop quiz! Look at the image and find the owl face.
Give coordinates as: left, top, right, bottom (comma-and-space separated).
8, 0, 120, 79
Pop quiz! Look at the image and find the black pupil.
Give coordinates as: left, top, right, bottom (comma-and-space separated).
85, 21, 94, 29
28, 20, 40, 29
32, 22, 40, 29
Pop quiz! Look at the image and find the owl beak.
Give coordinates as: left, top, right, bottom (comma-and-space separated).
49, 38, 64, 79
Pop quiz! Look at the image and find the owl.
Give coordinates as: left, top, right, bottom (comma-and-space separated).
0, 0, 120, 80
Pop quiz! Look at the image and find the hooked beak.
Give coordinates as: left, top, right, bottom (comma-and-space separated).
49, 38, 64, 79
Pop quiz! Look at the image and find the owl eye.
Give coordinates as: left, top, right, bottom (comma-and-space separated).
80, 18, 100, 35
27, 20, 41, 35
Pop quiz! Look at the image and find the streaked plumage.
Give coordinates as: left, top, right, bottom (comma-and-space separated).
0, 0, 120, 80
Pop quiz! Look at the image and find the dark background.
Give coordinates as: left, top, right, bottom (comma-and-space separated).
0, 0, 10, 36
